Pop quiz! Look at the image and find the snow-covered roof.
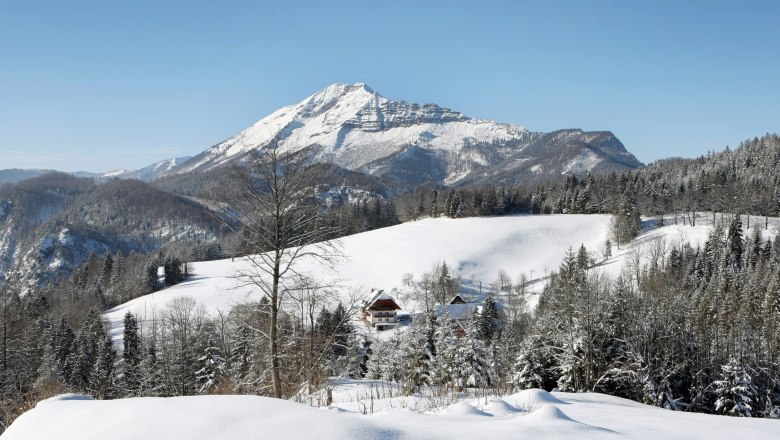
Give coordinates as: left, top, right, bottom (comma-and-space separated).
436, 303, 480, 321
363, 289, 401, 311
449, 293, 466, 304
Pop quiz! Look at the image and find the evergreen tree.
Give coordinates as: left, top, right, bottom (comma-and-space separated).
512, 336, 557, 391
89, 333, 116, 399
195, 324, 225, 394
100, 253, 114, 291
144, 262, 159, 293
122, 312, 143, 396
430, 314, 459, 389
477, 296, 500, 342
140, 340, 163, 397
35, 323, 65, 392
714, 359, 756, 417
399, 317, 433, 391
228, 325, 254, 387
69, 310, 103, 390
727, 216, 744, 269
54, 317, 75, 379
458, 318, 492, 388
366, 333, 402, 382
163, 255, 184, 287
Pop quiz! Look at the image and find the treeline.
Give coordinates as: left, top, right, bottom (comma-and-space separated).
38, 242, 226, 333
397, 134, 780, 232
639, 134, 780, 223
517, 217, 780, 418
0, 291, 363, 432
315, 197, 399, 238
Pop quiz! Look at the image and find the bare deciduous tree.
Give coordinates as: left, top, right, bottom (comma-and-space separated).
215, 143, 341, 398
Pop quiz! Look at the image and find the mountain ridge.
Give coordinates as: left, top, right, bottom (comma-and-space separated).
1, 83, 642, 189
151, 83, 643, 187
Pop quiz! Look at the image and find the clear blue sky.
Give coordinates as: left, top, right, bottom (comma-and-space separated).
1, 0, 778, 172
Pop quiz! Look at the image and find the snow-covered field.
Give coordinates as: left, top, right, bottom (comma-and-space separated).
103, 214, 613, 341
103, 213, 780, 342
4, 387, 778, 440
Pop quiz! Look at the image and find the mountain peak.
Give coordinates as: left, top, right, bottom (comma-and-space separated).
312, 82, 376, 99
164, 84, 640, 185
298, 82, 378, 118
353, 82, 373, 93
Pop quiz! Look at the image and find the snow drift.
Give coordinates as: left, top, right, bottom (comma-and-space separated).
1, 394, 418, 440
5, 389, 778, 440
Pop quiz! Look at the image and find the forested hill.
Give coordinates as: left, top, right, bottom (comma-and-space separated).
638, 133, 780, 217
0, 174, 224, 292
396, 133, 780, 230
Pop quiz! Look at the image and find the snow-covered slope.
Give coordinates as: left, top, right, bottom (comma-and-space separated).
103, 214, 613, 338
152, 83, 640, 186
103, 212, 780, 341
101, 156, 192, 181
1, 393, 415, 440
598, 212, 780, 280
4, 388, 777, 440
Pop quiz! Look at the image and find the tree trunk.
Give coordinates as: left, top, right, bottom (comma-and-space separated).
271, 254, 283, 399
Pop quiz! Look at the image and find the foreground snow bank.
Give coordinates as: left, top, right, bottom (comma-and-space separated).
4, 389, 779, 440
1, 394, 417, 440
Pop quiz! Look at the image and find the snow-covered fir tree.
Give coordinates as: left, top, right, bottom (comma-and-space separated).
121, 312, 143, 396
714, 358, 757, 417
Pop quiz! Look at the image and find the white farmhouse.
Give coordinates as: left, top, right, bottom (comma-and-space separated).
362, 289, 401, 331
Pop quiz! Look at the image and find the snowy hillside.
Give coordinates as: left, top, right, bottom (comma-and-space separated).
101, 156, 192, 181
103, 214, 613, 338
4, 388, 778, 440
103, 212, 780, 341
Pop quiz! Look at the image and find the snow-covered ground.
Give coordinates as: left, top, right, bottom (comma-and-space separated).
103, 213, 780, 342
8, 213, 780, 439
598, 212, 780, 279
4, 387, 778, 440
103, 214, 613, 341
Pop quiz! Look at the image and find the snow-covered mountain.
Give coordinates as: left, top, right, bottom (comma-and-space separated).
155, 83, 641, 186
2, 84, 641, 188
102, 156, 192, 181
